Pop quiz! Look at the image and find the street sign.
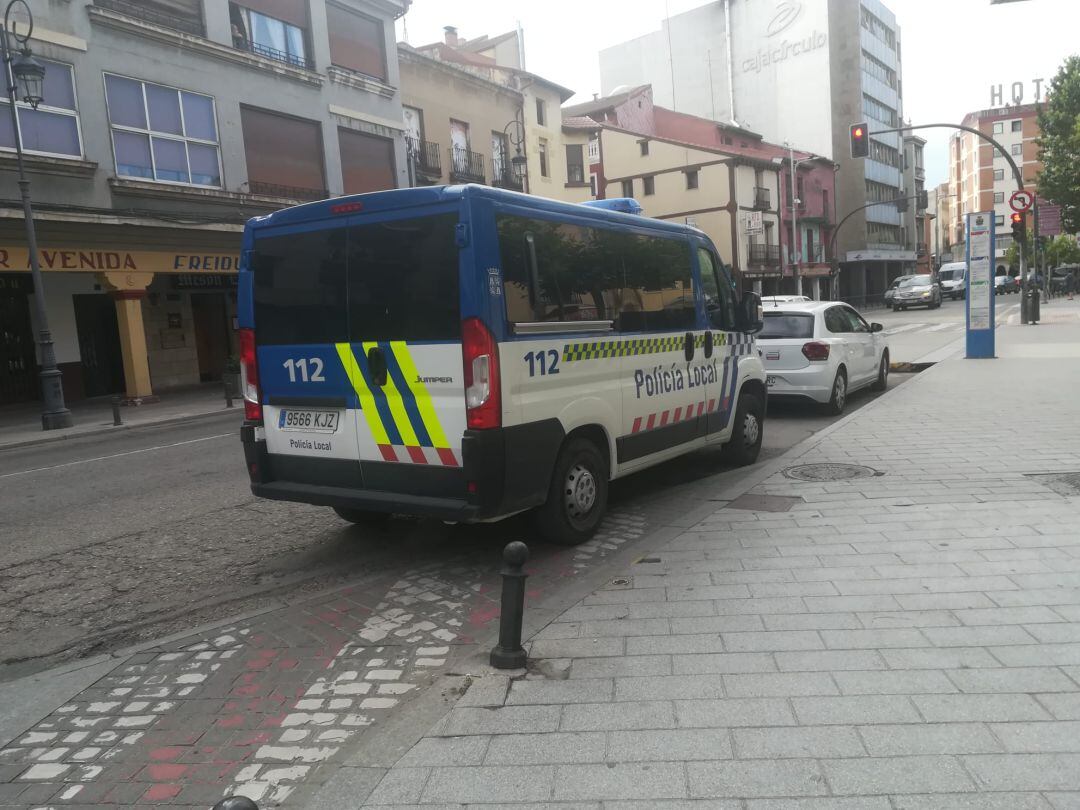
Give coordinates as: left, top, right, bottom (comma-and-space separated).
744, 211, 763, 236
965, 212, 996, 360
1009, 190, 1035, 213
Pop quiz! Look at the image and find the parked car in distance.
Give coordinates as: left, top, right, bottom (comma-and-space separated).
884, 275, 914, 305
762, 295, 813, 305
892, 274, 942, 310
995, 273, 1020, 295
1050, 265, 1077, 295
937, 262, 966, 300
758, 301, 889, 415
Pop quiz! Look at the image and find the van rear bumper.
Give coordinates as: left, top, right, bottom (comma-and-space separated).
252, 480, 479, 520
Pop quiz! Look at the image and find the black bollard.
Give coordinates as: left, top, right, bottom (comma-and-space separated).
111, 396, 122, 426
490, 541, 529, 669
212, 797, 259, 810
224, 377, 234, 408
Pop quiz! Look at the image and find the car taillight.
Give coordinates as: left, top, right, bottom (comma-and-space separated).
462, 317, 501, 429
802, 341, 830, 361
239, 327, 262, 422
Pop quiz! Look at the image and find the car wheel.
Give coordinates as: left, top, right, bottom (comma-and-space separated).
891, 303, 899, 311
722, 390, 764, 467
333, 507, 391, 527
824, 368, 848, 416
871, 351, 889, 392
534, 437, 609, 546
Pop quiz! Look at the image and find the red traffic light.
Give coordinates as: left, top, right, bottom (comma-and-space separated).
850, 122, 869, 159
1010, 212, 1023, 224
853, 127, 864, 138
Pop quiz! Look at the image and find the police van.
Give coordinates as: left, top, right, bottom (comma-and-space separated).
238, 185, 766, 545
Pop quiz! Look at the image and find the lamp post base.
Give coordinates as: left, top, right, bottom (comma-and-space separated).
42, 408, 73, 431
39, 366, 73, 430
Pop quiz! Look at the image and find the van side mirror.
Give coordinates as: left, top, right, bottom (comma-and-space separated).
739, 291, 764, 334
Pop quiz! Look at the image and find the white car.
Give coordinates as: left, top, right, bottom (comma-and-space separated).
758, 301, 890, 414
762, 295, 813, 305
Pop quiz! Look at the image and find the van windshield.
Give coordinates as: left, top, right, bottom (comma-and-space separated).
939, 268, 962, 281
252, 212, 461, 345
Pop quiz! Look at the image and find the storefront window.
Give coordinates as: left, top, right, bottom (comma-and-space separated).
104, 73, 221, 187
0, 59, 82, 158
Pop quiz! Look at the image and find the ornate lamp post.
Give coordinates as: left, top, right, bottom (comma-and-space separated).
502, 107, 528, 193
2, 0, 72, 429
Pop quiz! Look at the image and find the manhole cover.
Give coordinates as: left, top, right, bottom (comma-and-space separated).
783, 463, 880, 482
1025, 472, 1080, 496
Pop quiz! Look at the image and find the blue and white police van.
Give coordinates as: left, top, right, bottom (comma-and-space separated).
238, 185, 766, 544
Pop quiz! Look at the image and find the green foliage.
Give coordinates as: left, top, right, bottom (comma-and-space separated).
1044, 234, 1080, 268
1037, 56, 1080, 232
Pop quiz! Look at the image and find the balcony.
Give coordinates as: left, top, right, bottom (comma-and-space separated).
248, 181, 328, 201
449, 148, 485, 183
748, 243, 781, 267
753, 187, 771, 210
493, 167, 523, 191
232, 36, 313, 70
407, 138, 441, 179
93, 0, 204, 36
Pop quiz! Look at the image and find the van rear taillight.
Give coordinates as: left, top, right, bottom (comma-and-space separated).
239, 328, 263, 422
802, 341, 831, 361
462, 317, 500, 429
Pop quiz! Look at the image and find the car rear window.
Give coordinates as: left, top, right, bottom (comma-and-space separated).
760, 312, 814, 339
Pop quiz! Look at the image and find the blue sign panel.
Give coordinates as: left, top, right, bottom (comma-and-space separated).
965, 212, 996, 359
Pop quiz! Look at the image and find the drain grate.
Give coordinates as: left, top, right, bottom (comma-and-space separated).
783, 463, 881, 482
726, 493, 804, 513
1025, 472, 1080, 497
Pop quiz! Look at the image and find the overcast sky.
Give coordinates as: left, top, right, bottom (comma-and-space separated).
397, 0, 1076, 187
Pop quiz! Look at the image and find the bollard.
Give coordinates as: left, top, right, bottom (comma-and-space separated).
211, 797, 258, 810
111, 396, 122, 426
490, 541, 529, 669
224, 377, 234, 408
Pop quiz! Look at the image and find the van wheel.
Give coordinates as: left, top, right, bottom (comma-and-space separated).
535, 437, 609, 546
722, 391, 764, 466
333, 507, 390, 527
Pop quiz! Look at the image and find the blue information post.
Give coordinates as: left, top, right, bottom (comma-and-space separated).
965, 212, 996, 358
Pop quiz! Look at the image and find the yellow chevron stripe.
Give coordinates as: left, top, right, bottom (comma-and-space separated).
389, 341, 451, 450
363, 340, 419, 447
335, 343, 390, 445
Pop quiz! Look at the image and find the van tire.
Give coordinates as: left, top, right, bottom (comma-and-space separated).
535, 437, 609, 546
722, 391, 764, 466
333, 507, 390, 527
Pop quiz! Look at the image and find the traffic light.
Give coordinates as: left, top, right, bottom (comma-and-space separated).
1011, 212, 1026, 241
850, 123, 869, 159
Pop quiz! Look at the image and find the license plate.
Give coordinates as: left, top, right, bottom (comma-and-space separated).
278, 409, 339, 432
766, 376, 777, 387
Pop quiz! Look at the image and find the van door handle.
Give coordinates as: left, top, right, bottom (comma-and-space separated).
367, 346, 388, 386
704, 331, 714, 358
684, 331, 695, 362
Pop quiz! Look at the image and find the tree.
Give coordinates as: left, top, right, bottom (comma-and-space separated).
1044, 234, 1080, 268
1037, 56, 1080, 233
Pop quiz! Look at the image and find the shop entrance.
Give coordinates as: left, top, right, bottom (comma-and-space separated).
191, 293, 230, 382
0, 274, 38, 404
73, 294, 125, 398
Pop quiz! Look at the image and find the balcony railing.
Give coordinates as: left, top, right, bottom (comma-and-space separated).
753, 187, 771, 210
407, 138, 441, 177
249, 181, 328, 201
94, 0, 205, 36
493, 167, 523, 191
748, 243, 781, 267
232, 36, 314, 70
449, 148, 485, 183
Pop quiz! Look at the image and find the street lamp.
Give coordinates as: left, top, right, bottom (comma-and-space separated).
502, 107, 527, 192
2, 0, 72, 429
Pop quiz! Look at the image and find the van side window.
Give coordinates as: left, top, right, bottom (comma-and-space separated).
697, 247, 737, 331
252, 227, 348, 346
497, 214, 695, 332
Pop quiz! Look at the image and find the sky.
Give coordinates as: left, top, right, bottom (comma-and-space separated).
396, 0, 1077, 188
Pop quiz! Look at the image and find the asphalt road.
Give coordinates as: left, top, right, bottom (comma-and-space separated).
864, 295, 1022, 363
0, 368, 910, 681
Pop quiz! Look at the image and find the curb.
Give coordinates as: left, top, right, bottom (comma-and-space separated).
0, 406, 243, 452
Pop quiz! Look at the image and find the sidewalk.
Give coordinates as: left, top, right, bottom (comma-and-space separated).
0, 384, 241, 451
347, 314, 1080, 807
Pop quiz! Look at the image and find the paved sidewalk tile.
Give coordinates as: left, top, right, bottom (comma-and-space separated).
822, 754, 977, 794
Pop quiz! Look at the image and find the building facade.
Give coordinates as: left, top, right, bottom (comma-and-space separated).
0, 0, 409, 407
902, 134, 928, 272
599, 0, 917, 303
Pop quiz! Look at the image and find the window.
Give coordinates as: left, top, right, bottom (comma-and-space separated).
590, 175, 597, 197
995, 215, 1005, 227
1011, 143, 1022, 156
697, 248, 736, 331
230, 3, 308, 68
643, 175, 655, 195
535, 98, 546, 127
824, 307, 848, 334
104, 73, 220, 186
497, 215, 695, 331
865, 179, 899, 203
869, 139, 900, 168
492, 131, 509, 180
686, 169, 699, 190
566, 144, 585, 184
639, 140, 649, 156
842, 307, 869, 333
760, 313, 813, 339
539, 138, 549, 177
1011, 120, 1022, 132
992, 122, 1004, 135
861, 50, 896, 88
240, 106, 325, 196
860, 7, 895, 50
994, 192, 1004, 204
993, 168, 1004, 181
326, 4, 386, 81
621, 179, 633, 197
862, 93, 897, 127
0, 59, 81, 158
338, 128, 394, 194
